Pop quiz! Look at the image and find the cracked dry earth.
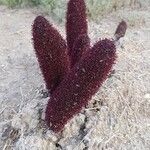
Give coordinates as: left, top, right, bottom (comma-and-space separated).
0, 6, 150, 150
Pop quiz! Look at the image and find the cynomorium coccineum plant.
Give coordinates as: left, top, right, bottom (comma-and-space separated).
32, 0, 127, 132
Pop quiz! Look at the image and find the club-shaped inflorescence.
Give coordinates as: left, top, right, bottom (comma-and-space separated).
45, 39, 116, 132
33, 16, 70, 93
66, 0, 89, 66
32, 0, 127, 132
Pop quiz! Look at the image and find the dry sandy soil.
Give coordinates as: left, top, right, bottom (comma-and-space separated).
0, 5, 150, 150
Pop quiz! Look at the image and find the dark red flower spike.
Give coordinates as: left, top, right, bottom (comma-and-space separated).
45, 39, 116, 132
32, 0, 127, 133
114, 20, 127, 41
32, 16, 70, 93
66, 0, 89, 66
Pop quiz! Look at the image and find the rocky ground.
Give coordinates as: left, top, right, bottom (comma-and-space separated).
0, 6, 150, 150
